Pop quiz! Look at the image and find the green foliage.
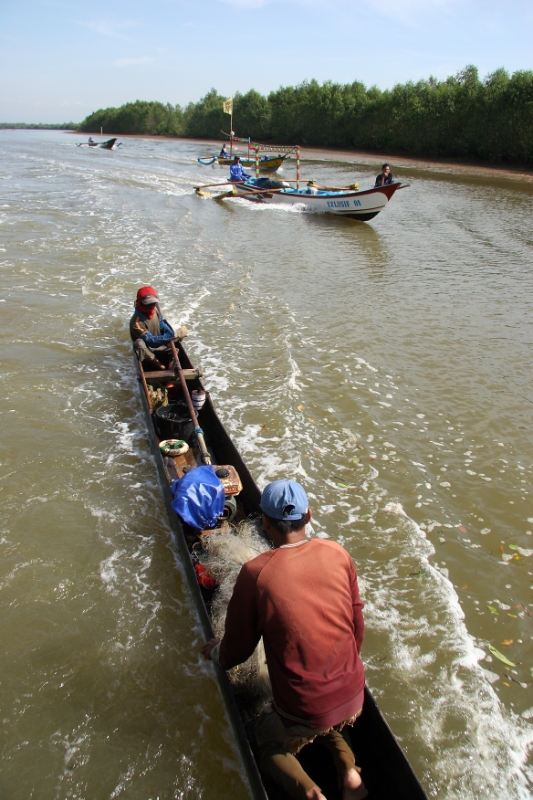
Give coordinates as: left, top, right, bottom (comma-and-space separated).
76, 66, 533, 165
79, 100, 183, 136
233, 90, 271, 141
182, 89, 227, 138
0, 122, 77, 129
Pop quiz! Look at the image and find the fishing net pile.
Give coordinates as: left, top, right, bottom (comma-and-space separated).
147, 385, 168, 410
201, 519, 273, 719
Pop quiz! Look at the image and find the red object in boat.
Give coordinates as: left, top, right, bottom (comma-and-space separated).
167, 383, 180, 400
195, 563, 217, 589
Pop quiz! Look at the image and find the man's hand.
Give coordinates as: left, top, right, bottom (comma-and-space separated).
174, 326, 188, 340
201, 637, 221, 660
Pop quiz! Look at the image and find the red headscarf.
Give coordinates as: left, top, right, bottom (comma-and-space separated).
135, 285, 159, 319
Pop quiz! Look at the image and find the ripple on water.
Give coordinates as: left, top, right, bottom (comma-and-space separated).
0, 130, 532, 799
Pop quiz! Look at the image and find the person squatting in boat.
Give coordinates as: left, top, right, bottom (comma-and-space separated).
129, 286, 187, 369
374, 163, 394, 186
202, 480, 368, 800
229, 156, 251, 182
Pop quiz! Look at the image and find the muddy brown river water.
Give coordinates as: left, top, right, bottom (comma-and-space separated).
1, 129, 532, 799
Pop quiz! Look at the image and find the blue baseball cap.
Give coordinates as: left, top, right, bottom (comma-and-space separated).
260, 480, 309, 521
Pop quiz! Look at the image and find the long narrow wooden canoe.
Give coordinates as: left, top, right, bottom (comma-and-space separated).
134, 342, 429, 800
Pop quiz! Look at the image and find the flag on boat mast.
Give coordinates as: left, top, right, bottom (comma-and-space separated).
223, 97, 234, 155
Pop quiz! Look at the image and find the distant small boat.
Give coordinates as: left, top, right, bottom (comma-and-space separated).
77, 137, 119, 150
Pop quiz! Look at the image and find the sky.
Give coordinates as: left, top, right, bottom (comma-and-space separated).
0, 0, 531, 123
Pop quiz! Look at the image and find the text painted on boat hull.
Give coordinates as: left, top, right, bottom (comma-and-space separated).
327, 199, 362, 208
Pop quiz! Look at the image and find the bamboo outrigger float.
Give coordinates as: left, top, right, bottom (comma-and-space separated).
134, 341, 428, 800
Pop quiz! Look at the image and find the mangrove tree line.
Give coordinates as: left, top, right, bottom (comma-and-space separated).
78, 66, 533, 165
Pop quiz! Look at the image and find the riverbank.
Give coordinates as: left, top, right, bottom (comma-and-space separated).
70, 130, 533, 182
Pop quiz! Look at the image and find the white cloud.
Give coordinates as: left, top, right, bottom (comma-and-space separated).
115, 57, 154, 66
217, 0, 272, 6
367, 0, 454, 24
216, 0, 455, 18
75, 19, 138, 38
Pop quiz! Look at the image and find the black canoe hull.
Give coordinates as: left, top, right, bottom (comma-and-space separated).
134, 344, 428, 800
81, 138, 118, 149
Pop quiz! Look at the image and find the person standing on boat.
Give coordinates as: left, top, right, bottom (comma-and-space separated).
229, 156, 250, 182
129, 286, 185, 370
219, 144, 229, 159
202, 480, 367, 800
374, 163, 393, 186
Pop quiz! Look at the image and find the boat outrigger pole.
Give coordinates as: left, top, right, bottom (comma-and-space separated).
169, 340, 211, 465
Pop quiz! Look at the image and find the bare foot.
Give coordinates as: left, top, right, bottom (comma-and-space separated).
342, 768, 368, 800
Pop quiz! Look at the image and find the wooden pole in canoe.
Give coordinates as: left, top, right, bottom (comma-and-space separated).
296, 146, 300, 189
136, 355, 152, 413
195, 180, 243, 190
169, 340, 211, 466
233, 186, 288, 197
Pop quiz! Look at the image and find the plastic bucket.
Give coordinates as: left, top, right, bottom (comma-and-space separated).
155, 404, 194, 442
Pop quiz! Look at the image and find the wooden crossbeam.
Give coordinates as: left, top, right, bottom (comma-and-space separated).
144, 367, 201, 382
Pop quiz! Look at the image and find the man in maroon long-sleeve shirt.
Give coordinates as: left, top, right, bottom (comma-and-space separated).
202, 480, 367, 800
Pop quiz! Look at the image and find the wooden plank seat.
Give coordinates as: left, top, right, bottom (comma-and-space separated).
143, 367, 202, 383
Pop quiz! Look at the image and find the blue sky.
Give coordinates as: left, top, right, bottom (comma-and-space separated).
1, 0, 531, 123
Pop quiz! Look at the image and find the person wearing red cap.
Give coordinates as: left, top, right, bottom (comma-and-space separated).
202, 480, 367, 800
129, 286, 186, 369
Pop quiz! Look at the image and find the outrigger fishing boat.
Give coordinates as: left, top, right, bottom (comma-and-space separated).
77, 137, 119, 149
196, 176, 404, 222
232, 178, 404, 222
198, 131, 296, 173
134, 338, 428, 800
198, 152, 290, 172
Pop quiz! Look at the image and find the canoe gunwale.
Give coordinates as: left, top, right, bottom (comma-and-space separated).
134, 351, 268, 800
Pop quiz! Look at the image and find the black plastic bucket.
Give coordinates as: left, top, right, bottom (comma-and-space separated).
155, 403, 194, 442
